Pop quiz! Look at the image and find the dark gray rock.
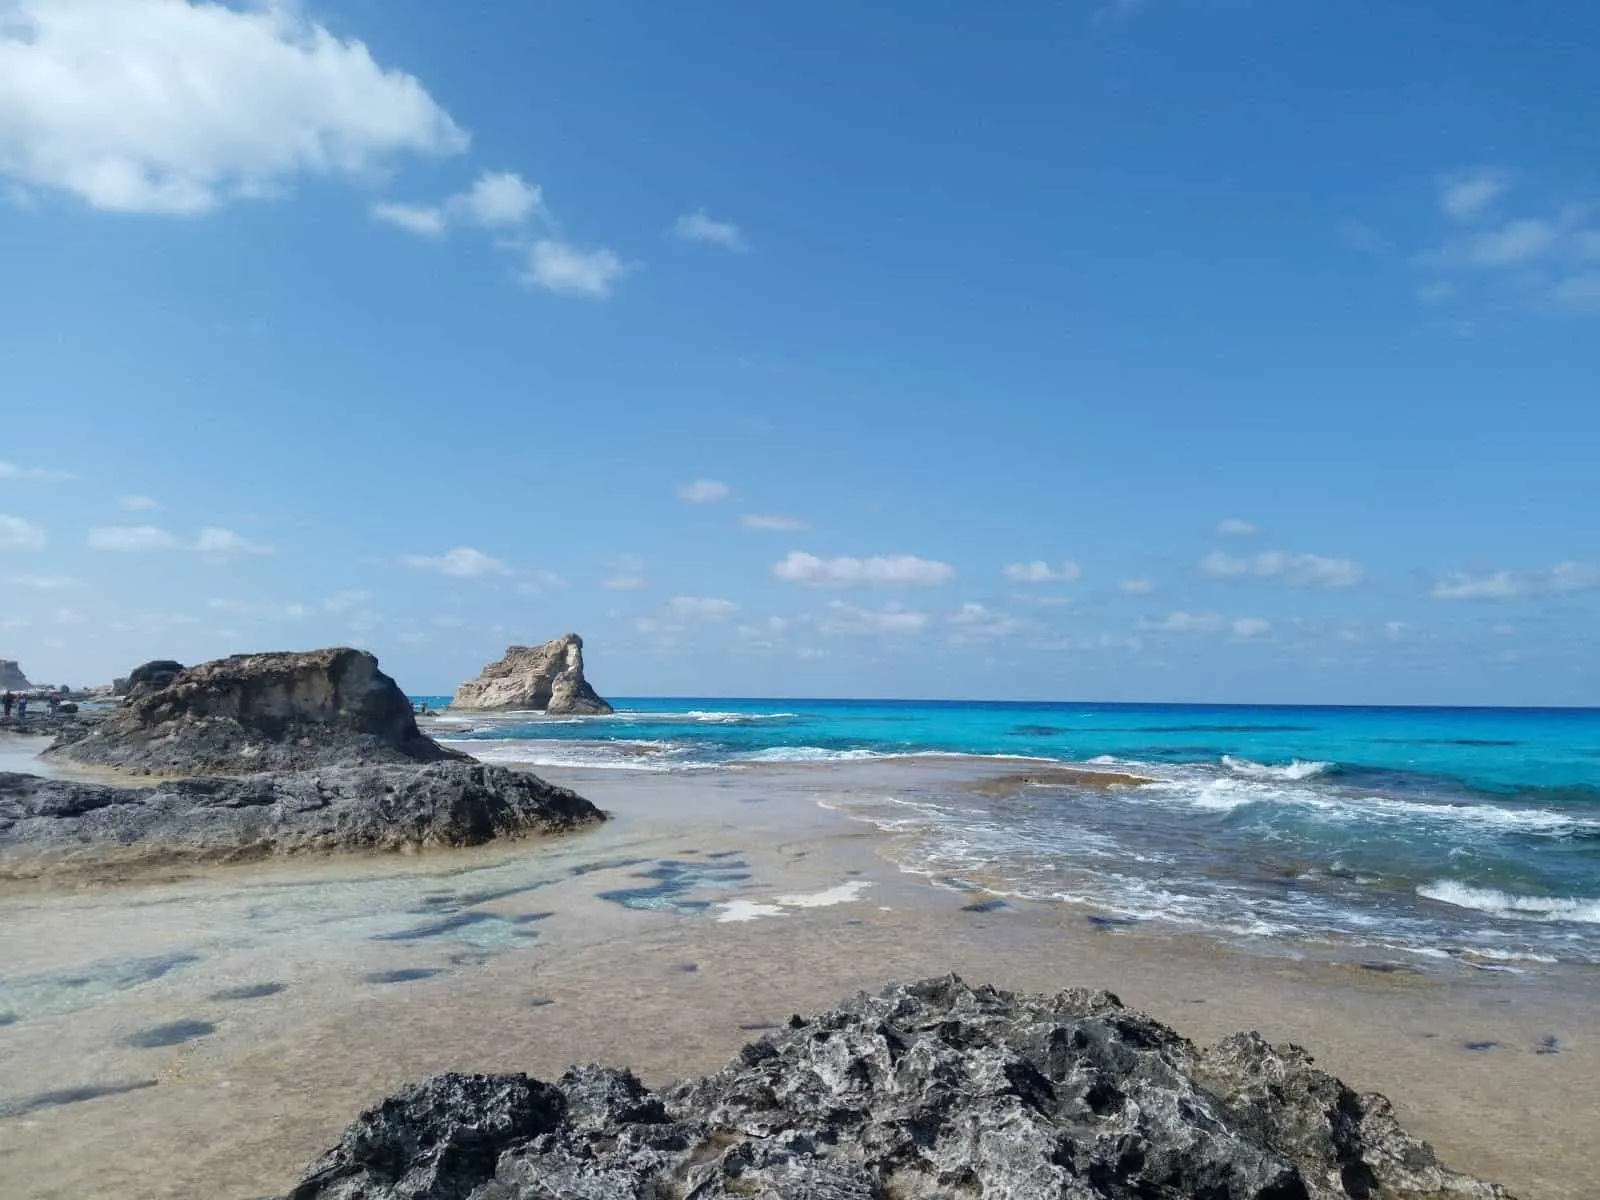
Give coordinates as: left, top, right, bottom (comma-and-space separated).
0, 760, 603, 881
46, 648, 460, 775
122, 659, 185, 700
284, 975, 1510, 1200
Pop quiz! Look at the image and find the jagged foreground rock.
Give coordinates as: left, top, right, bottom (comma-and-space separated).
0, 761, 602, 881
47, 648, 453, 774
286, 976, 1509, 1200
452, 635, 613, 715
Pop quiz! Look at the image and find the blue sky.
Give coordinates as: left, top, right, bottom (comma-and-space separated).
2, 0, 1597, 705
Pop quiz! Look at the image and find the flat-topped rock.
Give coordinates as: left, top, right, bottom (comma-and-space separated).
452, 634, 613, 715
0, 660, 31, 691
46, 648, 456, 775
285, 975, 1509, 1200
0, 760, 604, 884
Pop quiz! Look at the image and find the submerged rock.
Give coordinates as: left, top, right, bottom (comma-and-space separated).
46, 648, 456, 775
0, 760, 603, 881
286, 975, 1510, 1200
452, 634, 613, 715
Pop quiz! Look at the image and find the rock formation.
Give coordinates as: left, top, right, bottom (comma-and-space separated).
285, 975, 1509, 1200
0, 760, 603, 883
47, 648, 456, 775
452, 634, 613, 715
120, 659, 185, 700
0, 660, 31, 691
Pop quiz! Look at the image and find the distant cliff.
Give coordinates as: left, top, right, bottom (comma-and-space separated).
0, 660, 32, 691
452, 634, 613, 714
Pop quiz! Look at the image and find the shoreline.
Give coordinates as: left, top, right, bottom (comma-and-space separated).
0, 760, 1594, 1198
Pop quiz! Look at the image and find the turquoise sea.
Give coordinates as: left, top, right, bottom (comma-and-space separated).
416, 698, 1600, 968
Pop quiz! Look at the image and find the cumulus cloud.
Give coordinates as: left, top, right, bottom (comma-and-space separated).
947, 602, 1030, 640
667, 596, 740, 620
1119, 578, 1153, 595
1438, 170, 1510, 222
1215, 517, 1258, 537
0, 0, 467, 215
373, 170, 544, 237
118, 493, 162, 512
1199, 550, 1363, 588
87, 524, 178, 551
1231, 617, 1272, 639
0, 515, 47, 550
774, 551, 955, 587
678, 479, 731, 504
521, 239, 627, 298
1431, 562, 1600, 601
195, 525, 273, 557
1002, 560, 1081, 584
672, 210, 747, 251
371, 201, 447, 236
741, 513, 807, 531
816, 600, 929, 635
1140, 611, 1225, 634
0, 460, 71, 481
322, 589, 372, 613
399, 546, 510, 578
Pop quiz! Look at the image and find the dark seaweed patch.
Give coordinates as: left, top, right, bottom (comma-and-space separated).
1536, 1035, 1561, 1055
597, 858, 748, 913
739, 1021, 780, 1031
208, 982, 286, 1001
0, 1080, 157, 1119
510, 911, 554, 925
0, 1012, 16, 1027
1462, 1040, 1499, 1052
373, 912, 501, 942
1086, 915, 1138, 929
961, 899, 1008, 914
526, 996, 556, 1008
123, 1020, 216, 1048
1357, 962, 1420, 975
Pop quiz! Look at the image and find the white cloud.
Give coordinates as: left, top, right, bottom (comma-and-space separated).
602, 553, 646, 589
948, 602, 1030, 640
399, 546, 510, 578
1231, 617, 1272, 639
522, 239, 627, 298
195, 525, 273, 557
9, 573, 74, 588
1431, 562, 1600, 601
118, 493, 163, 512
1119, 578, 1153, 595
450, 170, 543, 228
672, 210, 747, 251
678, 479, 731, 504
1439, 170, 1509, 222
208, 598, 308, 619
603, 575, 647, 590
372, 201, 446, 236
774, 551, 955, 587
1338, 221, 1383, 252
667, 596, 740, 620
1459, 217, 1562, 268
1141, 611, 1225, 634
816, 600, 929, 635
53, 606, 87, 624
516, 569, 567, 596
0, 0, 467, 215
1002, 560, 1081, 584
88, 523, 178, 551
1215, 517, 1258, 537
741, 513, 807, 531
1199, 550, 1363, 588
1551, 272, 1600, 313
0, 460, 71, 481
0, 515, 47, 550
323, 588, 372, 613
1383, 620, 1408, 641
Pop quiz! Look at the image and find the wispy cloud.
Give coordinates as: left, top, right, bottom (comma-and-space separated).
672, 210, 747, 252
1199, 550, 1363, 588
1002, 560, 1081, 584
1119, 578, 1154, 595
0, 515, 47, 550
1215, 517, 1258, 537
399, 546, 511, 578
372, 202, 447, 237
0, 461, 72, 481
195, 526, 274, 558
1230, 617, 1272, 639
323, 589, 373, 614
667, 596, 740, 620
816, 600, 929, 635
9, 573, 75, 588
678, 479, 731, 504
118, 494, 163, 512
602, 553, 647, 590
1438, 169, 1510, 222
1140, 610, 1224, 634
87, 524, 177, 551
741, 513, 807, 531
208, 598, 309, 620
1431, 562, 1600, 601
373, 171, 547, 238
774, 551, 954, 587
947, 602, 1031, 641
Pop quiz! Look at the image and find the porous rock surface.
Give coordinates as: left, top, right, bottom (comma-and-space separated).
47, 648, 452, 774
286, 975, 1510, 1200
452, 635, 612, 715
0, 760, 602, 881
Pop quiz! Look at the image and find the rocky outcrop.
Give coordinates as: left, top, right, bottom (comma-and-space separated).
46, 648, 456, 775
286, 975, 1509, 1200
0, 760, 603, 883
452, 635, 612, 715
120, 659, 185, 699
0, 660, 31, 691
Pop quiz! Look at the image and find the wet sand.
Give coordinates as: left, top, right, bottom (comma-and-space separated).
1, 760, 1594, 1199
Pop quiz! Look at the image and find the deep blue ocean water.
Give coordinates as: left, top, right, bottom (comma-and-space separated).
415, 698, 1600, 967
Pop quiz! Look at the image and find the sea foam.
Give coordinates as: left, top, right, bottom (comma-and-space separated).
1417, 880, 1600, 924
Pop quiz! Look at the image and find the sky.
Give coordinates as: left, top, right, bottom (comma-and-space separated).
2, 0, 1597, 706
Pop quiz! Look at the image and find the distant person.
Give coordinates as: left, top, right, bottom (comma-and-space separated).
47, 694, 60, 716
2, 691, 12, 719
15, 694, 27, 721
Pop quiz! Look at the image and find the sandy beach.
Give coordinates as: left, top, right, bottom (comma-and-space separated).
1, 757, 1595, 1200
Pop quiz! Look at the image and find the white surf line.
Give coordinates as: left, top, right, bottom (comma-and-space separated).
715, 880, 873, 923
